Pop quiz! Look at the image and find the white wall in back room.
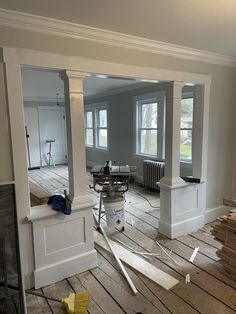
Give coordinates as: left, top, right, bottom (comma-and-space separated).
24, 106, 41, 168
24, 104, 67, 167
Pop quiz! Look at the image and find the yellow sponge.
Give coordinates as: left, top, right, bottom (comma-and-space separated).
61, 291, 90, 314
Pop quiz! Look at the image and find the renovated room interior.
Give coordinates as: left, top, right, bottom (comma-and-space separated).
21, 67, 194, 181
0, 1, 236, 313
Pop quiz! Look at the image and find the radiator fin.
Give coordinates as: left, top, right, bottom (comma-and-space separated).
143, 160, 165, 191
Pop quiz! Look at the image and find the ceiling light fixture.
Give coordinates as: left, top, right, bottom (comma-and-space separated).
95, 74, 108, 79
140, 79, 159, 83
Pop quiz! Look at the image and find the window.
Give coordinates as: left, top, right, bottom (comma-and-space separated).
139, 101, 157, 155
85, 111, 94, 146
97, 109, 107, 148
84, 103, 108, 149
136, 92, 165, 158
180, 97, 193, 161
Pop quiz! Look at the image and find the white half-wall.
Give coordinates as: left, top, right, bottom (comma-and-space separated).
30, 204, 97, 288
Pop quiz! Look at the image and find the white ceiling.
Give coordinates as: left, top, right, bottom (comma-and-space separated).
1, 0, 236, 56
21, 67, 158, 102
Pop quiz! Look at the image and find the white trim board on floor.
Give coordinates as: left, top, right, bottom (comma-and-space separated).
94, 231, 179, 290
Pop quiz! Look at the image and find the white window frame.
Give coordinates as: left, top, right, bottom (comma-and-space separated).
84, 102, 108, 150
84, 110, 94, 147
134, 91, 165, 159
180, 91, 194, 162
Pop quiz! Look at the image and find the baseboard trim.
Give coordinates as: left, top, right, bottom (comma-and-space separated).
34, 249, 97, 289
204, 205, 230, 224
159, 215, 204, 239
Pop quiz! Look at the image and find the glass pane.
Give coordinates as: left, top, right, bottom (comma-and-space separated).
181, 98, 193, 128
86, 129, 93, 146
141, 103, 157, 128
98, 129, 107, 147
86, 111, 93, 128
180, 130, 192, 160
140, 130, 157, 155
99, 110, 107, 127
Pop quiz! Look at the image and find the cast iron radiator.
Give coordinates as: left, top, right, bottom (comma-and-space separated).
143, 160, 165, 191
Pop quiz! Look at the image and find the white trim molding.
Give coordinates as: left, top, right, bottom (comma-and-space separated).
0, 8, 236, 67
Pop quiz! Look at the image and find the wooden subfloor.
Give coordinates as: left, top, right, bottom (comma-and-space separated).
27, 165, 236, 314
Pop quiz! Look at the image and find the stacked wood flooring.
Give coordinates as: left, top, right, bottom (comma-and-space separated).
26, 166, 236, 314
211, 209, 236, 279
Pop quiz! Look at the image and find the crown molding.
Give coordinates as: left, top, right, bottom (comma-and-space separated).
0, 8, 235, 67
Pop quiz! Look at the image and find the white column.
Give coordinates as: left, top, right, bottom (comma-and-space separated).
160, 81, 184, 186
32, 70, 97, 288
159, 81, 206, 238
192, 84, 210, 181
60, 70, 88, 205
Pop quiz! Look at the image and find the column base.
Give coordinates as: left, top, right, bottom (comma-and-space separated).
159, 181, 205, 238
34, 249, 97, 289
30, 199, 97, 289
159, 215, 204, 239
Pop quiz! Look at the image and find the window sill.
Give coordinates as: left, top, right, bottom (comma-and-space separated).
134, 153, 164, 160
86, 146, 109, 153
27, 195, 95, 222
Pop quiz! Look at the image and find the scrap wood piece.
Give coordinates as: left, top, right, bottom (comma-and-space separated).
155, 241, 178, 264
189, 247, 199, 263
93, 215, 137, 295
185, 274, 191, 284
94, 231, 179, 290
29, 181, 51, 205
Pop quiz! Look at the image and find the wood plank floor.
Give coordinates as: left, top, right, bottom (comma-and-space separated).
27, 165, 236, 314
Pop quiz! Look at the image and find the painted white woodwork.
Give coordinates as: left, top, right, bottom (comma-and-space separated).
159, 81, 210, 238
159, 181, 205, 238
0, 8, 235, 67
29, 70, 98, 288
38, 106, 67, 166
161, 81, 185, 186
192, 84, 210, 181
2, 47, 211, 86
24, 106, 41, 167
2, 47, 215, 291
60, 71, 88, 204
31, 204, 97, 289
94, 231, 179, 290
3, 62, 30, 311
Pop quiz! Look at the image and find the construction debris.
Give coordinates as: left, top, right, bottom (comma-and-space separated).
185, 274, 191, 284
211, 210, 236, 277
189, 247, 199, 263
155, 241, 178, 264
94, 231, 179, 290
93, 215, 138, 295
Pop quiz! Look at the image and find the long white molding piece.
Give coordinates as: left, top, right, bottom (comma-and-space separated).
94, 231, 179, 290
0, 8, 236, 67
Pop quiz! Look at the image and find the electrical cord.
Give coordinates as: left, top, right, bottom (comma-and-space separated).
129, 181, 160, 209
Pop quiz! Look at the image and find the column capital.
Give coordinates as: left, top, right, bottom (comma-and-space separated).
60, 70, 86, 95
59, 70, 87, 81
166, 81, 185, 100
